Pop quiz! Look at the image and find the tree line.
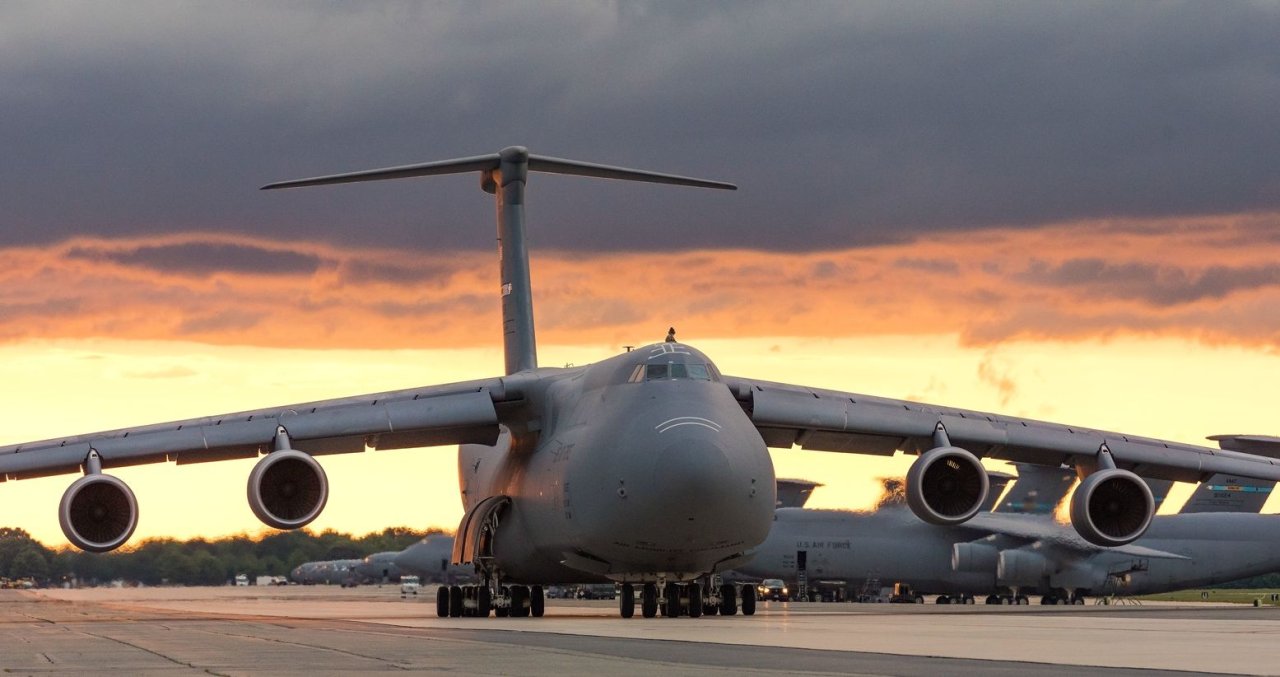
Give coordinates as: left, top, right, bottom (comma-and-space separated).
0, 526, 438, 587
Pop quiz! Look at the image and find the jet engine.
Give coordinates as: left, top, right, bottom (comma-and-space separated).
1069, 468, 1154, 547
59, 474, 138, 553
906, 446, 989, 526
247, 449, 328, 530
997, 549, 1049, 586
951, 542, 999, 573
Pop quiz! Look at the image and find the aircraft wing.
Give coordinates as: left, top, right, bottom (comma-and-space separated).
0, 377, 507, 481
721, 376, 1280, 484
965, 513, 1190, 560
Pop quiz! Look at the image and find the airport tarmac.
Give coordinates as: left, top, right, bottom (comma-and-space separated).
3, 586, 1279, 676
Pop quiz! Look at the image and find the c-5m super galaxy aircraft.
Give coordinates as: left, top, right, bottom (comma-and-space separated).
744, 452, 1280, 605
5, 146, 1280, 620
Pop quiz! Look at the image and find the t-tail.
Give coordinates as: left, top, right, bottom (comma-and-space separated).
263, 146, 735, 374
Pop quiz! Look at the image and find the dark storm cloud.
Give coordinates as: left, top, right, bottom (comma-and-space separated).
66, 241, 321, 276
2, 1, 1278, 255
1019, 258, 1280, 306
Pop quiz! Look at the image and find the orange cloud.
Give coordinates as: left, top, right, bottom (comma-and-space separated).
2, 213, 1279, 350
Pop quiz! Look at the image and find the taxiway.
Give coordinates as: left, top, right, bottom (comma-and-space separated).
2, 587, 1278, 675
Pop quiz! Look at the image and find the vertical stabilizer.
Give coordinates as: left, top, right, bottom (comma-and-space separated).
997, 463, 1076, 514
263, 146, 734, 375
1180, 474, 1275, 514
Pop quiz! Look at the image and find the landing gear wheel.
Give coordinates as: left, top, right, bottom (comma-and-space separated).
641, 583, 658, 618
985, 594, 1000, 605
477, 585, 492, 617
530, 585, 545, 618
510, 585, 529, 618
963, 595, 975, 604
495, 586, 510, 617
1039, 595, 1054, 605
688, 582, 703, 618
720, 583, 738, 616
619, 583, 635, 618
435, 586, 449, 618
663, 582, 681, 617
1015, 595, 1029, 605
740, 584, 757, 616
448, 585, 463, 617
936, 595, 951, 604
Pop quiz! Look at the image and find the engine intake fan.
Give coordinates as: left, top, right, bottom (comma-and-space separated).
247, 449, 328, 530
1069, 468, 1154, 547
906, 445, 989, 526
59, 474, 138, 553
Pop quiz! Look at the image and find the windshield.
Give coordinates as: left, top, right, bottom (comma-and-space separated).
628, 362, 716, 383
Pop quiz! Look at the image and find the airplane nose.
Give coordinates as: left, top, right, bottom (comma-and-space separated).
653, 437, 733, 504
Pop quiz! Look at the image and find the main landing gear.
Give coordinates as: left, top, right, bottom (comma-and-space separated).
435, 583, 545, 618
617, 578, 757, 619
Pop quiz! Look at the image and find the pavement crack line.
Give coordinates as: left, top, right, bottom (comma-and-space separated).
71, 627, 200, 670
178, 622, 412, 670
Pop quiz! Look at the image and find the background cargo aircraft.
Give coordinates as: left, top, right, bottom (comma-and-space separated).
5, 147, 1280, 620
293, 533, 471, 586
744, 449, 1280, 605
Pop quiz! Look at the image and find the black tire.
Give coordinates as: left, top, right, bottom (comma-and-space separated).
531, 585, 545, 618
619, 583, 635, 619
720, 583, 737, 616
435, 586, 449, 618
663, 582, 681, 618
477, 586, 491, 617
641, 583, 658, 618
510, 585, 529, 618
741, 585, 756, 616
936, 595, 951, 604
985, 595, 1000, 605
688, 582, 703, 618
448, 585, 463, 617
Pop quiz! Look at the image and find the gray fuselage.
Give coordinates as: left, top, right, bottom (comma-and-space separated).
458, 342, 776, 584
742, 506, 1280, 596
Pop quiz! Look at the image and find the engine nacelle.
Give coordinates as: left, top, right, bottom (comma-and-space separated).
951, 541, 999, 573
59, 474, 138, 553
906, 446, 989, 526
1069, 468, 1154, 547
997, 548, 1049, 586
247, 449, 328, 530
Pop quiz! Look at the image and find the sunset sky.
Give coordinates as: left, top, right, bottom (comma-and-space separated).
2, 2, 1279, 549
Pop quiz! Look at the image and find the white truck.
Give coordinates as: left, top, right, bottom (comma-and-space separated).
400, 575, 421, 596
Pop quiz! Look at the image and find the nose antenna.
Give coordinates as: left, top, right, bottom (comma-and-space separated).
263, 147, 734, 375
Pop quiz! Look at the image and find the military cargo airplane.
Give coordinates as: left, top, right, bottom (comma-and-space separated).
744, 445, 1280, 605
4, 146, 1280, 620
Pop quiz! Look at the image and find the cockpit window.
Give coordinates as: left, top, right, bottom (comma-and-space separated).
639, 362, 714, 382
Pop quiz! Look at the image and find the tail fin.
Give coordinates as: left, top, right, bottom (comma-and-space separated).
264, 146, 734, 375
996, 463, 1076, 514
1181, 474, 1274, 514
775, 478, 823, 509
981, 470, 1015, 512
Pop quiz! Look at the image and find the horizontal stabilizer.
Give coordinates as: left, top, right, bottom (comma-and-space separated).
1208, 434, 1280, 458
262, 146, 736, 191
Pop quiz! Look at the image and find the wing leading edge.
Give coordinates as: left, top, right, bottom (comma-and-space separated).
0, 377, 508, 482
723, 375, 1280, 483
